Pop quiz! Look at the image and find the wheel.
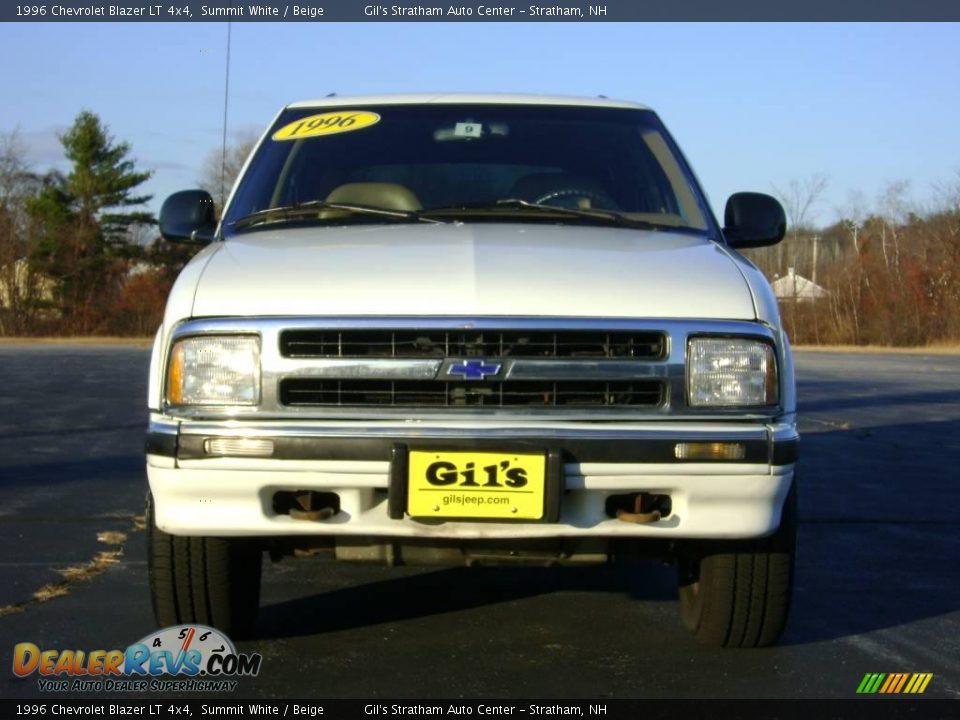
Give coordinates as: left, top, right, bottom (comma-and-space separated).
534, 188, 619, 211
146, 492, 262, 638
677, 483, 797, 648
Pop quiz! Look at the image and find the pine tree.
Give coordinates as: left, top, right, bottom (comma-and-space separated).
61, 111, 154, 242
27, 111, 154, 333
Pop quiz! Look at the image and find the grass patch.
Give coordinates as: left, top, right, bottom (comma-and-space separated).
0, 337, 152, 347
0, 527, 131, 617
794, 343, 960, 354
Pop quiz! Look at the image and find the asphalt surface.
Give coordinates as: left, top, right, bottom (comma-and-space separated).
0, 346, 958, 700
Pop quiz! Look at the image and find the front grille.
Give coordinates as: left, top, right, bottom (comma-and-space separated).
280, 329, 665, 360
280, 379, 664, 408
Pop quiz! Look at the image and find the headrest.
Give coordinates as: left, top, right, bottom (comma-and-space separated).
326, 183, 423, 211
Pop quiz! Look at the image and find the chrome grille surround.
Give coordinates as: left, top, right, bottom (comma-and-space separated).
162, 317, 781, 420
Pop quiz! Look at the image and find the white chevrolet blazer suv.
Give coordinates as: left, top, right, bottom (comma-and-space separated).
147, 93, 798, 647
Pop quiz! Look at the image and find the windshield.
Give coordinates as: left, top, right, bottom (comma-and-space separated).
222, 104, 715, 237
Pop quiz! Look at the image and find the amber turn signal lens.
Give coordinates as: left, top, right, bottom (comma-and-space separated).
674, 442, 746, 461
166, 343, 185, 405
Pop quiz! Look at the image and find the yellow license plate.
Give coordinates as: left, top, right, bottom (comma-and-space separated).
407, 450, 546, 520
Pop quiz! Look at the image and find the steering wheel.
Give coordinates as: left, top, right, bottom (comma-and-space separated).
534, 188, 620, 211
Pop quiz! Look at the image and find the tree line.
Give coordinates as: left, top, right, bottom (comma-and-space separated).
748, 173, 960, 346
1, 116, 957, 345
0, 112, 196, 336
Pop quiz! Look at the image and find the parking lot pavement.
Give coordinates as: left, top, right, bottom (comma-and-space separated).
1, 345, 958, 699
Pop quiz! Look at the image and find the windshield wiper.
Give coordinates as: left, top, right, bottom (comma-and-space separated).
422, 199, 662, 230
230, 200, 445, 230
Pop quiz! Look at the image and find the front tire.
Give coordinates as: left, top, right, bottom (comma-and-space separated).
677, 483, 797, 648
147, 493, 262, 638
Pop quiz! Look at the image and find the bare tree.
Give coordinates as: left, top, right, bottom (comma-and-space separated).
877, 180, 912, 273
198, 132, 259, 214
773, 173, 830, 238
0, 130, 45, 335
930, 168, 960, 239
771, 173, 829, 278
839, 188, 870, 254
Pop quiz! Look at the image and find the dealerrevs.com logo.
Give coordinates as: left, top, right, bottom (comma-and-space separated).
12, 625, 262, 693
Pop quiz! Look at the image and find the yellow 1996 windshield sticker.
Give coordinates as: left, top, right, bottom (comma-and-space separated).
272, 111, 381, 141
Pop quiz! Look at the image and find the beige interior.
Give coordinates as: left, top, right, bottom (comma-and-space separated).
325, 182, 423, 211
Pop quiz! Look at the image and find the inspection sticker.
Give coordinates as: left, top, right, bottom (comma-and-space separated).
454, 122, 483, 138
272, 111, 381, 141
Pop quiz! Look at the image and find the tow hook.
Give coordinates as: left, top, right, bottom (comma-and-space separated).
290, 507, 336, 521
275, 490, 340, 521
616, 493, 663, 524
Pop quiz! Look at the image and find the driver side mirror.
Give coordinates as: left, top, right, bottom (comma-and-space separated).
159, 190, 217, 244
723, 192, 786, 249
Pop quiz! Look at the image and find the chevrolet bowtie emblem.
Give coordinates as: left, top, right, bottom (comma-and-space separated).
446, 359, 503, 380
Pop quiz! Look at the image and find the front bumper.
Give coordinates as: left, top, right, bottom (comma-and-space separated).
147, 417, 797, 540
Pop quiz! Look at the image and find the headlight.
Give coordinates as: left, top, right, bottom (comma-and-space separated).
166, 336, 260, 406
687, 338, 778, 407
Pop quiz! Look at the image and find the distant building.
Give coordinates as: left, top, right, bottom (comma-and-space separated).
127, 261, 156, 277
772, 267, 829, 302
0, 258, 56, 307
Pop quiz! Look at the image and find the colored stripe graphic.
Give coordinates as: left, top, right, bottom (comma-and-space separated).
857, 673, 886, 694
879, 674, 896, 693
893, 673, 910, 693
905, 673, 933, 694
857, 673, 933, 694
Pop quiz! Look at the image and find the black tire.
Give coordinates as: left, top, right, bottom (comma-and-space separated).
677, 483, 797, 648
147, 493, 262, 638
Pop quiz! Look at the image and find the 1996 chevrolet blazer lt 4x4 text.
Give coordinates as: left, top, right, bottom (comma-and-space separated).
147, 94, 797, 647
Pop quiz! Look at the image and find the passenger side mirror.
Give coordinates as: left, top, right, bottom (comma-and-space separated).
723, 193, 786, 249
159, 190, 217, 244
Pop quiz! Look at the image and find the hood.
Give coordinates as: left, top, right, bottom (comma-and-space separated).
189, 223, 757, 320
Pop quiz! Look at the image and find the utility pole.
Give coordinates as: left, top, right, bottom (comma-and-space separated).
812, 234, 819, 286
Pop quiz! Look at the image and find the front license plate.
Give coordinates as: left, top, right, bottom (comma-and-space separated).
407, 450, 546, 520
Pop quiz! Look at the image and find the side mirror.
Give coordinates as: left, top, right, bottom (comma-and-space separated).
159, 190, 217, 244
723, 192, 786, 249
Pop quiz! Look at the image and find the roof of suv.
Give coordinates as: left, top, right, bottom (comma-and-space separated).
286, 93, 651, 111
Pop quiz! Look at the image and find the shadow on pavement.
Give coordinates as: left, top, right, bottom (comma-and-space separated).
256, 559, 677, 639
783, 418, 959, 645
0, 455, 145, 489
256, 417, 959, 646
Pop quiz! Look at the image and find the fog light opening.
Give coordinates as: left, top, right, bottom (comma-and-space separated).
273, 490, 341, 521
606, 493, 671, 523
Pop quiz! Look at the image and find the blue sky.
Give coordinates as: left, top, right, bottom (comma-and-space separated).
0, 21, 957, 226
